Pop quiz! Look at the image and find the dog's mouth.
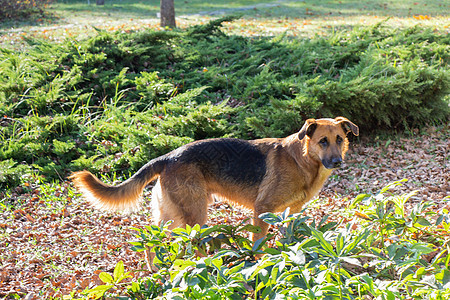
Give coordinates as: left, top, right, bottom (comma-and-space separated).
322, 157, 343, 169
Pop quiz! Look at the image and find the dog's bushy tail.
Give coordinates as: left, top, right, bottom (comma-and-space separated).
70, 159, 165, 212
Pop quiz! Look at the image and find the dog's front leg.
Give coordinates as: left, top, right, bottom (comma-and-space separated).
252, 213, 270, 242
144, 249, 158, 272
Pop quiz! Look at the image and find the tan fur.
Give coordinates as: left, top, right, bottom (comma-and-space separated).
70, 117, 359, 242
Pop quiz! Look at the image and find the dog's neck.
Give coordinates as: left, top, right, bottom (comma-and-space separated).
283, 134, 318, 167
283, 133, 330, 177
283, 133, 333, 199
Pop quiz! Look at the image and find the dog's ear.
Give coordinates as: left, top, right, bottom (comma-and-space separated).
298, 119, 317, 140
335, 117, 359, 136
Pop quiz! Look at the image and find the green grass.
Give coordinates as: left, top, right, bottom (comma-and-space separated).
40, 0, 450, 22
1, 0, 448, 50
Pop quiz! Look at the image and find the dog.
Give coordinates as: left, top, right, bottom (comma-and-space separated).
70, 117, 358, 243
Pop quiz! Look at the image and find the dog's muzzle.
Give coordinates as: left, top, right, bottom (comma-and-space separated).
323, 157, 343, 169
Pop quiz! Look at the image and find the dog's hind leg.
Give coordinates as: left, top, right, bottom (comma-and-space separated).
145, 175, 210, 271
151, 165, 212, 228
150, 179, 189, 229
252, 206, 272, 242
159, 169, 210, 228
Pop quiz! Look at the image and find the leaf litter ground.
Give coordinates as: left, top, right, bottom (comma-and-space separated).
0, 125, 448, 299
1, 0, 448, 298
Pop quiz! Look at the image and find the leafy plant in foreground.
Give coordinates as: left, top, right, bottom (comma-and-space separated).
65, 181, 450, 299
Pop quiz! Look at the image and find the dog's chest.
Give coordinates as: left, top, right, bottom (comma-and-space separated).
286, 167, 332, 213
308, 167, 332, 199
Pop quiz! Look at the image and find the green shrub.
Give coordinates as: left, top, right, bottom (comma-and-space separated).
0, 159, 30, 189
0, 0, 51, 20
0, 18, 448, 187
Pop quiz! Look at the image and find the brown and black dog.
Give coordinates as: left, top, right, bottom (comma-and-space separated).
70, 117, 358, 242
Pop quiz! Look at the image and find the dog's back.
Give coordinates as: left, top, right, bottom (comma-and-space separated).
175, 138, 267, 186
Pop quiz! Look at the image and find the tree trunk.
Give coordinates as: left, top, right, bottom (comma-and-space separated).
96, 0, 104, 5
160, 0, 176, 28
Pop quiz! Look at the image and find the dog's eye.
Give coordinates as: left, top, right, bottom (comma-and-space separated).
336, 135, 343, 145
319, 137, 328, 147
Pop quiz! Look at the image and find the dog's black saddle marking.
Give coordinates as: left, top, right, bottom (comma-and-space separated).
174, 138, 267, 186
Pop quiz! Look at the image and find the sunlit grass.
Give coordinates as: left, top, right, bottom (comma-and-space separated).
0, 0, 448, 49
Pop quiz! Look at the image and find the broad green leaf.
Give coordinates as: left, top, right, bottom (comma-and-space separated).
385, 290, 396, 300
435, 269, 450, 285
311, 228, 335, 256
252, 236, 265, 251
379, 179, 407, 194
99, 272, 113, 284
130, 244, 146, 252
259, 212, 282, 225
86, 284, 114, 299
199, 226, 220, 237
264, 248, 281, 255
241, 224, 262, 233
410, 243, 434, 255
415, 217, 432, 227
340, 256, 361, 267
225, 261, 245, 276
320, 285, 340, 294
280, 207, 291, 220
435, 214, 444, 226
211, 257, 223, 269
187, 276, 201, 287
349, 193, 371, 208
415, 267, 426, 278
113, 260, 124, 282
130, 282, 140, 293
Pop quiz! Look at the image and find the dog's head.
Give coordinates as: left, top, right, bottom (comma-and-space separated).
298, 117, 359, 169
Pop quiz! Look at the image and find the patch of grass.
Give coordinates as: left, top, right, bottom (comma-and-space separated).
1, 0, 448, 51
43, 0, 450, 23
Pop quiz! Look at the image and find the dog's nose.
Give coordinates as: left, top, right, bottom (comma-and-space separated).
331, 157, 342, 168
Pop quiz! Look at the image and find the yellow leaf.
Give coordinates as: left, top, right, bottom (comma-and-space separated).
355, 212, 371, 220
